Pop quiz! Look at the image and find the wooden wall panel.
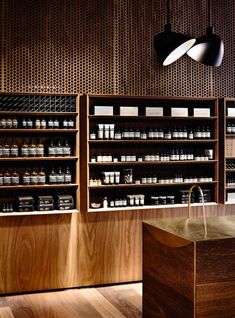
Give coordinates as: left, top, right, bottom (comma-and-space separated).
0, 214, 79, 294
1, 0, 235, 293
1, 0, 234, 97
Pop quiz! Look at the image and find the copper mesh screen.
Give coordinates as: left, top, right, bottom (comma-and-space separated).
1, 0, 234, 97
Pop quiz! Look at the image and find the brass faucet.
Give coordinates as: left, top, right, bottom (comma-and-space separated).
187, 184, 207, 238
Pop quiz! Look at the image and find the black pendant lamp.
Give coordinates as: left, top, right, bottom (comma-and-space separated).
154, 0, 196, 66
187, 0, 224, 67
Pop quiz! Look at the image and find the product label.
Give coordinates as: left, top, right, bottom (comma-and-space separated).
30, 176, 38, 184
0, 120, 6, 128
10, 148, 19, 156
68, 120, 74, 128
41, 121, 46, 129
3, 148, 10, 156
63, 147, 71, 156
64, 175, 72, 183
23, 176, 30, 184
29, 147, 37, 156
0, 148, 3, 157
21, 147, 29, 157
12, 119, 18, 128
63, 121, 68, 128
0, 176, 3, 185
27, 121, 33, 128
53, 121, 59, 128
56, 147, 63, 156
36, 148, 44, 156
4, 176, 11, 185
35, 121, 41, 129
11, 176, 19, 185
49, 175, 57, 183
38, 175, 46, 184
56, 175, 65, 183
48, 121, 54, 128
6, 120, 12, 128
48, 147, 56, 156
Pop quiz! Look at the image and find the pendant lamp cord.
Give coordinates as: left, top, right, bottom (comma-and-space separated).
167, 0, 170, 25
208, 0, 211, 26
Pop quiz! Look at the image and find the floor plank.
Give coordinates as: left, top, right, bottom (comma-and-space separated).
0, 283, 142, 318
0, 307, 14, 318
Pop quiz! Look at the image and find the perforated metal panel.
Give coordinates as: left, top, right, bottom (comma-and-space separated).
1, 0, 234, 97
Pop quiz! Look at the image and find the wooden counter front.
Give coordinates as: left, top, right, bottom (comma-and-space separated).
143, 216, 235, 318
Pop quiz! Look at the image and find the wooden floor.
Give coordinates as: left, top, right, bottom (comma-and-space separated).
0, 283, 142, 318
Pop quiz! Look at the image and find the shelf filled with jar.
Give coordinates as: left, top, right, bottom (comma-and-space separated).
0, 93, 80, 215
81, 94, 219, 212
219, 98, 235, 203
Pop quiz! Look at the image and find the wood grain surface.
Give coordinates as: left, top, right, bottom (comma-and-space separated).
196, 281, 235, 318
0, 308, 14, 318
0, 283, 142, 318
196, 238, 235, 284
143, 223, 195, 318
0, 203, 235, 293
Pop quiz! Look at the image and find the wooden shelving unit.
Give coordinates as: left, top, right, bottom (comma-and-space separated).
0, 93, 80, 215
219, 98, 235, 203
81, 94, 219, 212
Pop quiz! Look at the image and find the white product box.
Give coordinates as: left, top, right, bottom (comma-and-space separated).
94, 106, 113, 116
120, 106, 138, 116
227, 192, 235, 202
227, 108, 235, 117
145, 107, 163, 116
193, 108, 211, 117
171, 107, 188, 117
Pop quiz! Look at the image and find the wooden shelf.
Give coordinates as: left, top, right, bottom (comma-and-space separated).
0, 93, 80, 215
0, 209, 79, 217
0, 129, 78, 133
0, 156, 78, 161
0, 111, 78, 116
89, 160, 217, 166
82, 94, 219, 211
220, 98, 235, 203
89, 115, 217, 120
89, 139, 217, 144
89, 181, 217, 189
0, 184, 78, 190
88, 202, 217, 213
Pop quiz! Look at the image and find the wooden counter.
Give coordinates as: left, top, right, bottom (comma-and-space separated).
143, 216, 235, 318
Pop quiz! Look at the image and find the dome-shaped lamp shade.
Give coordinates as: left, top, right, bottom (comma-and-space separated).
154, 24, 196, 66
187, 27, 224, 67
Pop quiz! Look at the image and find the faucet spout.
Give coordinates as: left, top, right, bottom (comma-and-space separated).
187, 184, 207, 238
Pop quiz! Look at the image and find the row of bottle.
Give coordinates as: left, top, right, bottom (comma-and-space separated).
0, 139, 72, 157
89, 173, 213, 186
226, 178, 235, 187
91, 149, 214, 163
0, 117, 75, 129
91, 125, 212, 140
101, 194, 145, 209
0, 167, 72, 186
226, 123, 235, 134
1, 202, 14, 212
